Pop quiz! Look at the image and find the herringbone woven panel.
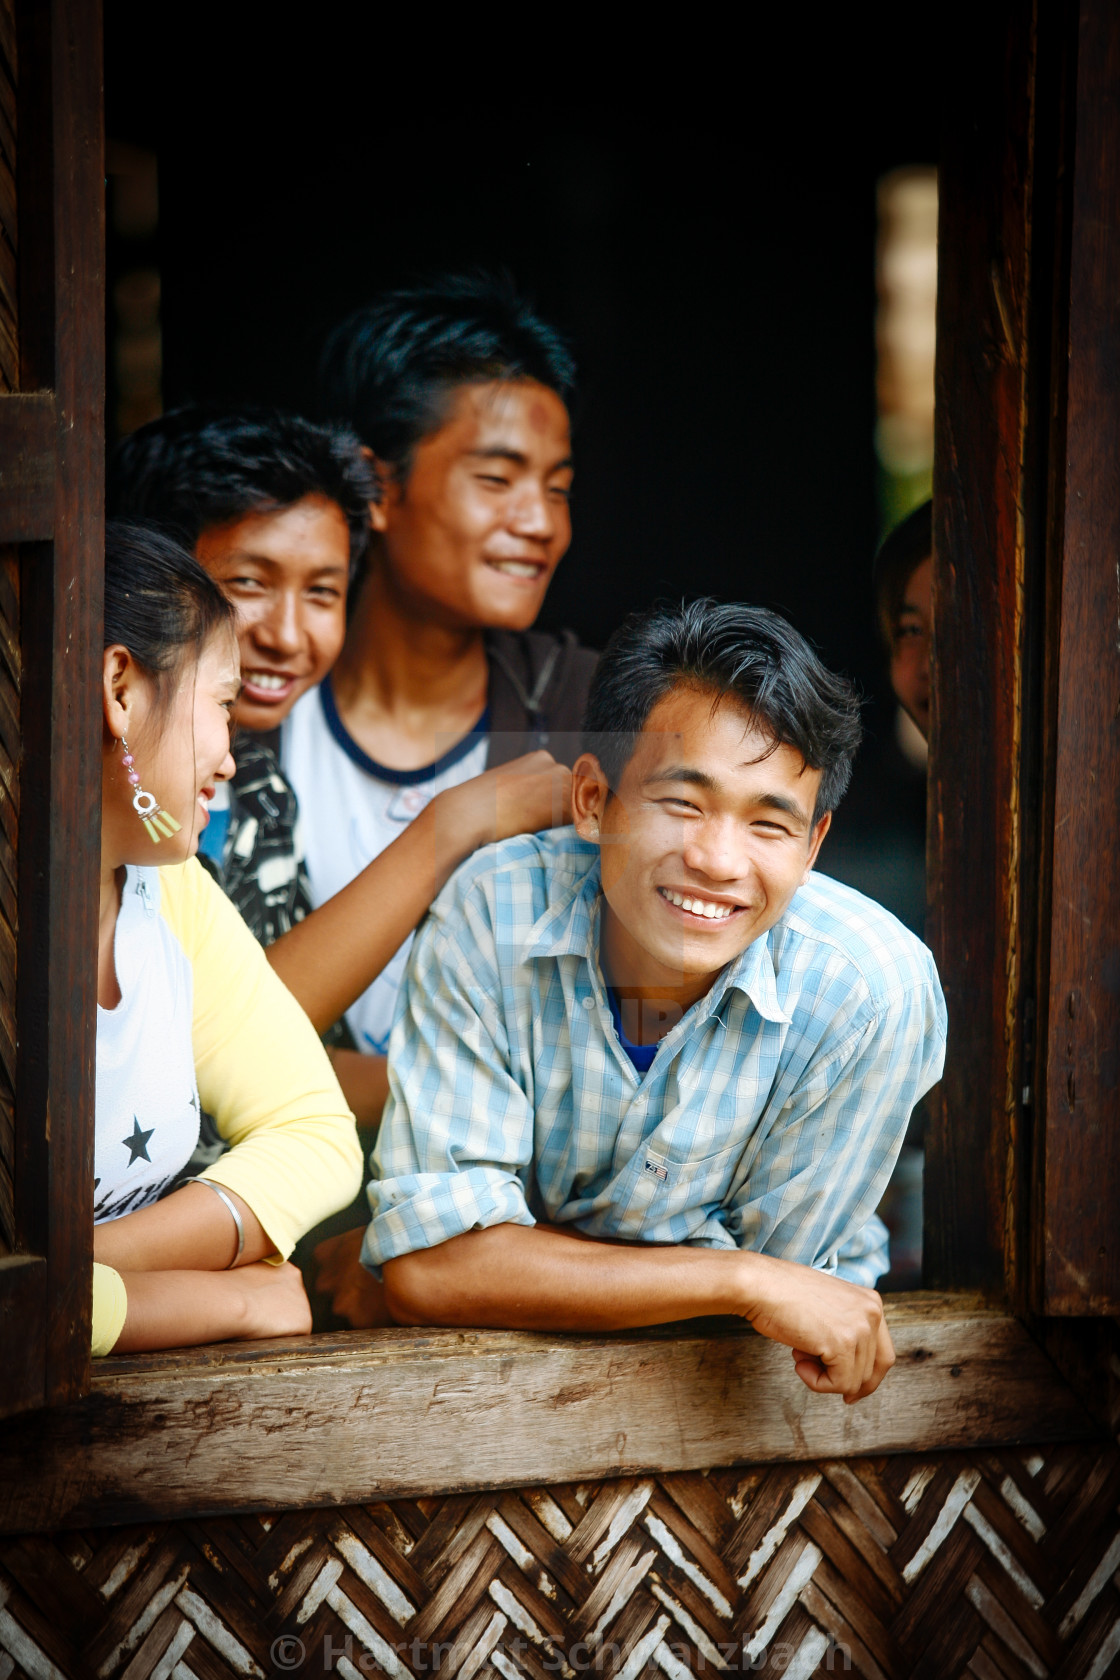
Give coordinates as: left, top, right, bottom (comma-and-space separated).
2, 1446, 1118, 1680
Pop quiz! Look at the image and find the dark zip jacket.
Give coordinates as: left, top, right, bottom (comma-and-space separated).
484, 628, 599, 768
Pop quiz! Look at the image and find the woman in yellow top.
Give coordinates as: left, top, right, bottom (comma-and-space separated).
92, 524, 362, 1354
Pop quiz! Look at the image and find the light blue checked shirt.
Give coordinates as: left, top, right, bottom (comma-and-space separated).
364, 828, 946, 1287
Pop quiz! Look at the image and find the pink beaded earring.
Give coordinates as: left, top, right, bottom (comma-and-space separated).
121, 738, 181, 843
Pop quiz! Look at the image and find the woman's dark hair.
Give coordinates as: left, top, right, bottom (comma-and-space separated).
104, 520, 235, 710
582, 599, 863, 822
873, 499, 932, 651
317, 271, 576, 478
107, 406, 377, 575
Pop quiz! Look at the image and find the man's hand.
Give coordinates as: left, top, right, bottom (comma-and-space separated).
738, 1252, 895, 1403
436, 750, 571, 849
314, 1227, 391, 1328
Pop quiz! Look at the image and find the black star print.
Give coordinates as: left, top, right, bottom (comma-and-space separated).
122, 1116, 154, 1166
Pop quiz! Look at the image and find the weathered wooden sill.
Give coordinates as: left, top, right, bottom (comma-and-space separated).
0, 1293, 1097, 1534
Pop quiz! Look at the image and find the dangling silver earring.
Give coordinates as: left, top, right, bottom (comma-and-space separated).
121, 738, 181, 843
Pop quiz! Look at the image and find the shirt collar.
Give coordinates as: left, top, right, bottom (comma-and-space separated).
522, 851, 792, 1026
522, 852, 604, 963
718, 929, 792, 1024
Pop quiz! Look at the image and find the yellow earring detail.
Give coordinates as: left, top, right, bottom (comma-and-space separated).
121, 738, 181, 844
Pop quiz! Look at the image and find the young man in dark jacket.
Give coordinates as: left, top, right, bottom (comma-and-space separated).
285, 273, 598, 1062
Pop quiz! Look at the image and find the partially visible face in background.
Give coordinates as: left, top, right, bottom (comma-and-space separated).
890, 555, 932, 737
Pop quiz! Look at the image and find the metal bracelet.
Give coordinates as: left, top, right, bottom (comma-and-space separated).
186, 1176, 245, 1266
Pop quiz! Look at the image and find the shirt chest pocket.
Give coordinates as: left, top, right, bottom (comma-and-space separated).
610, 1131, 750, 1235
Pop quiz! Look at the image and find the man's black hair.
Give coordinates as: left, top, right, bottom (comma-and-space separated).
582, 599, 863, 822
317, 272, 576, 477
873, 499, 932, 651
107, 406, 378, 574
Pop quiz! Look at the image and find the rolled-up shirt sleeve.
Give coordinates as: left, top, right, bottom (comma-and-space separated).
363, 871, 536, 1274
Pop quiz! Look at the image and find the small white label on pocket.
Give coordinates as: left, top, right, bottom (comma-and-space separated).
643, 1154, 670, 1183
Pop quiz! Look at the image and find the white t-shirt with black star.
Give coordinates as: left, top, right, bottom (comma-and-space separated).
94, 865, 202, 1224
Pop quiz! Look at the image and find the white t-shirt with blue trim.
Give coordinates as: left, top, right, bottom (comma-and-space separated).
281, 677, 489, 1056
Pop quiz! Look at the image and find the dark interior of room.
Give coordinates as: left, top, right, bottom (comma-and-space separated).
104, 8, 937, 932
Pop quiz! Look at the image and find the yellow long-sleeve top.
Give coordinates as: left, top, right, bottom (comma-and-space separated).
92, 858, 361, 1354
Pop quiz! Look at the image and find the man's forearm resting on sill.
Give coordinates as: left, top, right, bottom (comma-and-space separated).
382, 1222, 894, 1404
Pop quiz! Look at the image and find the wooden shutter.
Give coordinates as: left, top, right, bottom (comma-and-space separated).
0, 0, 104, 1416
928, 0, 1120, 1314
1036, 0, 1120, 1315
925, 0, 1037, 1297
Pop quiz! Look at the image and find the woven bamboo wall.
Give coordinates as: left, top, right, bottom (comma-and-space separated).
2, 1444, 1118, 1680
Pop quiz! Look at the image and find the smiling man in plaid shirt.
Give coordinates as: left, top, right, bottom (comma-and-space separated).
353, 600, 945, 1403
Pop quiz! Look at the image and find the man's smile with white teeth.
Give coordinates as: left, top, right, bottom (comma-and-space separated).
487, 559, 544, 578
243, 670, 294, 691
658, 887, 740, 921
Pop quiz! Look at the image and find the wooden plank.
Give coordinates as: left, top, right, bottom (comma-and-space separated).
10, 0, 102, 1408
0, 0, 16, 399
0, 1251, 44, 1415
0, 390, 54, 540
39, 0, 102, 1405
0, 1296, 1098, 1535
926, 0, 1038, 1294
0, 537, 15, 1259
1039, 0, 1120, 1315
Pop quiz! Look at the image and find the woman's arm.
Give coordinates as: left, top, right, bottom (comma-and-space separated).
161, 859, 363, 1261
92, 1180, 273, 1273
265, 750, 570, 1033
109, 1260, 311, 1353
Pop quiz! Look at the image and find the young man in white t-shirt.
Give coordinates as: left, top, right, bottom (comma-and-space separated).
285, 273, 599, 1056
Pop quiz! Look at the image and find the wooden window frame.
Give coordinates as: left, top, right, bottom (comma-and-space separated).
0, 0, 103, 1418
927, 0, 1120, 1321
1, 0, 1117, 1531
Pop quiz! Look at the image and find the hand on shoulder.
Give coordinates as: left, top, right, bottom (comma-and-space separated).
435, 750, 572, 850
